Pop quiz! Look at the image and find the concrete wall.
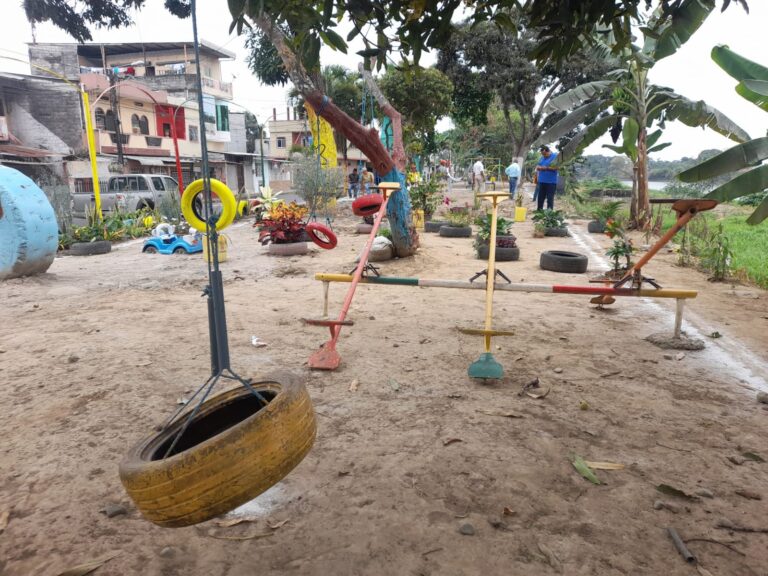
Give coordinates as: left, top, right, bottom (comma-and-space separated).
29, 44, 80, 79
226, 112, 247, 153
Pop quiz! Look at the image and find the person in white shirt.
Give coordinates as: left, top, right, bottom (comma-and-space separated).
472, 159, 485, 193
504, 160, 521, 199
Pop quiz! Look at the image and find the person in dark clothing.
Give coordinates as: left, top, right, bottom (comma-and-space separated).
535, 145, 559, 211
348, 168, 360, 199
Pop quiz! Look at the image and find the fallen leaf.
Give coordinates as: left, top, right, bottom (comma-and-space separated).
176, 396, 188, 405
389, 379, 401, 392
709, 331, 722, 339
572, 455, 600, 485
476, 410, 523, 419
215, 516, 259, 528
656, 484, 698, 501
502, 507, 515, 516
207, 530, 273, 541
519, 378, 540, 396
742, 452, 765, 463
348, 379, 359, 392
526, 388, 550, 399
728, 456, 746, 466
584, 461, 625, 470
0, 510, 9, 534
55, 551, 122, 576
268, 519, 290, 530
443, 438, 463, 446
579, 400, 590, 410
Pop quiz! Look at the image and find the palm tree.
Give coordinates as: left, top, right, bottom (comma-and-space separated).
536, 2, 750, 228
677, 46, 768, 225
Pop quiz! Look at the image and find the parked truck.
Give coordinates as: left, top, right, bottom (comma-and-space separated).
71, 174, 179, 218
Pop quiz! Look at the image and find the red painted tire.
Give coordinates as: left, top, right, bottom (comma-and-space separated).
352, 194, 383, 217
305, 222, 338, 250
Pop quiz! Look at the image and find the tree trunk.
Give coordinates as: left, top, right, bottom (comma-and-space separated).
252, 14, 416, 256
633, 127, 650, 230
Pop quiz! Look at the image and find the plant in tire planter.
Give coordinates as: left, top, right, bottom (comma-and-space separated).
439, 210, 472, 238
532, 209, 568, 237
475, 234, 519, 261
605, 238, 635, 277
408, 177, 444, 221
257, 202, 309, 255
588, 200, 623, 233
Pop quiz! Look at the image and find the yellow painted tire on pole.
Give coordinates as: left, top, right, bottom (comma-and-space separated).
181, 178, 236, 232
119, 373, 316, 527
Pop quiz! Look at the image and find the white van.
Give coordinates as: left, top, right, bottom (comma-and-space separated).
72, 174, 179, 217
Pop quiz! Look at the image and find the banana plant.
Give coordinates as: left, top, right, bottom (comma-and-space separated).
678, 46, 768, 225
535, 0, 750, 229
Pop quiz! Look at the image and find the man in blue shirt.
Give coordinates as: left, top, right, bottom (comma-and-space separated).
535, 145, 559, 211
504, 159, 521, 200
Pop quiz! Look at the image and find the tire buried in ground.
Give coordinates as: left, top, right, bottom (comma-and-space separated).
544, 227, 569, 237
69, 240, 112, 256
424, 220, 448, 233
476, 245, 520, 262
119, 374, 316, 527
540, 250, 588, 273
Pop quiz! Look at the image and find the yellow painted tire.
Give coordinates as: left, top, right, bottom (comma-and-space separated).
237, 200, 249, 217
119, 374, 316, 527
180, 179, 236, 232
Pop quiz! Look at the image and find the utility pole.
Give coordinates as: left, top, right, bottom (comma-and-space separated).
108, 70, 125, 165
259, 123, 266, 188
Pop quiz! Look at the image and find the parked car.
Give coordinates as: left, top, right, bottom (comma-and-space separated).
72, 174, 179, 218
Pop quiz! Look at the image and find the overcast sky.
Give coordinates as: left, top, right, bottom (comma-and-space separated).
2, 1, 766, 161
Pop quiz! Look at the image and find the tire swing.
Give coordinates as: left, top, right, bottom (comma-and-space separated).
119, 373, 316, 527
352, 194, 383, 217
181, 178, 237, 232
305, 222, 337, 250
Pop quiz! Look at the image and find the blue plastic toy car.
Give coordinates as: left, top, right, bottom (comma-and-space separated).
142, 232, 203, 255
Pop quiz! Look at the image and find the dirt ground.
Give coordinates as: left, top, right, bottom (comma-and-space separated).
1, 184, 767, 576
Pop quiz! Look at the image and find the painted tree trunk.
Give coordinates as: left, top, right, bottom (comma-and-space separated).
635, 128, 650, 229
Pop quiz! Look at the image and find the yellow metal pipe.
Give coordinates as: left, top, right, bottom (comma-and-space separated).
81, 92, 103, 220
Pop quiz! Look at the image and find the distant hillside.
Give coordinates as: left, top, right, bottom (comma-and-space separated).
578, 150, 723, 181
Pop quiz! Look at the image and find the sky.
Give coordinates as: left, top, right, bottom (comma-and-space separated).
1, 1, 766, 161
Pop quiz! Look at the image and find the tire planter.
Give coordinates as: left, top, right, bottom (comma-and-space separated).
424, 220, 448, 233
0, 166, 58, 279
540, 250, 588, 274
544, 227, 569, 237
69, 240, 113, 256
587, 220, 606, 233
439, 226, 472, 238
355, 223, 373, 234
352, 194, 383, 217
305, 222, 338, 250
268, 242, 308, 256
476, 245, 520, 262
119, 376, 316, 527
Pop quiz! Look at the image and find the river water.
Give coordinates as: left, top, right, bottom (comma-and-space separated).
619, 180, 669, 191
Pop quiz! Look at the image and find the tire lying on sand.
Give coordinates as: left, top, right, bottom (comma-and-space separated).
424, 220, 448, 233
439, 225, 472, 238
477, 245, 520, 262
119, 374, 316, 528
69, 240, 112, 256
544, 227, 569, 237
539, 250, 588, 274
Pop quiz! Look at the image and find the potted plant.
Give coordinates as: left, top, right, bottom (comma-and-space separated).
438, 210, 472, 238
257, 202, 309, 256
473, 214, 519, 261
425, 196, 452, 232
605, 238, 634, 279
532, 209, 568, 237
588, 201, 622, 233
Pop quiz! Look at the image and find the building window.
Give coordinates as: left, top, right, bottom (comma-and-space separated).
139, 115, 150, 135
162, 123, 172, 137
94, 107, 106, 130
276, 136, 286, 149
189, 125, 199, 142
131, 114, 141, 134
216, 104, 229, 132
105, 110, 116, 132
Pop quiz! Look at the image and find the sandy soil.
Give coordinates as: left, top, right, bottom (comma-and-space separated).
1, 185, 767, 576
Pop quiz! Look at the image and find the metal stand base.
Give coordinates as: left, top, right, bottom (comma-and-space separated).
469, 268, 511, 284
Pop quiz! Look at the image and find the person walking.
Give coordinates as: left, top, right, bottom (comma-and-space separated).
504, 159, 521, 200
472, 159, 485, 193
361, 168, 374, 194
348, 167, 360, 199
535, 145, 559, 210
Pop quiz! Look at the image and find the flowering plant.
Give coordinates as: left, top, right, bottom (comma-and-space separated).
257, 202, 308, 244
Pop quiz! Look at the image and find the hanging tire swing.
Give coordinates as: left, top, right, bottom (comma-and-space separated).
181, 179, 237, 232
305, 222, 338, 250
352, 194, 384, 217
119, 375, 316, 527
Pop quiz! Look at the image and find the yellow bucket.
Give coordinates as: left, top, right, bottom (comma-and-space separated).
514, 206, 527, 222
412, 209, 425, 229
202, 234, 230, 263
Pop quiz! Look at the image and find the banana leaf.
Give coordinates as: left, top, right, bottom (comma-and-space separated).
738, 79, 768, 111
648, 142, 672, 153
545, 81, 616, 113
560, 114, 622, 162
536, 99, 608, 145
622, 117, 639, 161
678, 137, 768, 181
704, 164, 768, 225
643, 0, 716, 61
662, 93, 750, 143
712, 45, 768, 112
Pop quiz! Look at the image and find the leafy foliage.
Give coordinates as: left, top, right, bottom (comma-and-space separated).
408, 176, 446, 219
474, 214, 513, 242
590, 200, 623, 223
257, 202, 308, 244
606, 238, 634, 272
532, 209, 566, 229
